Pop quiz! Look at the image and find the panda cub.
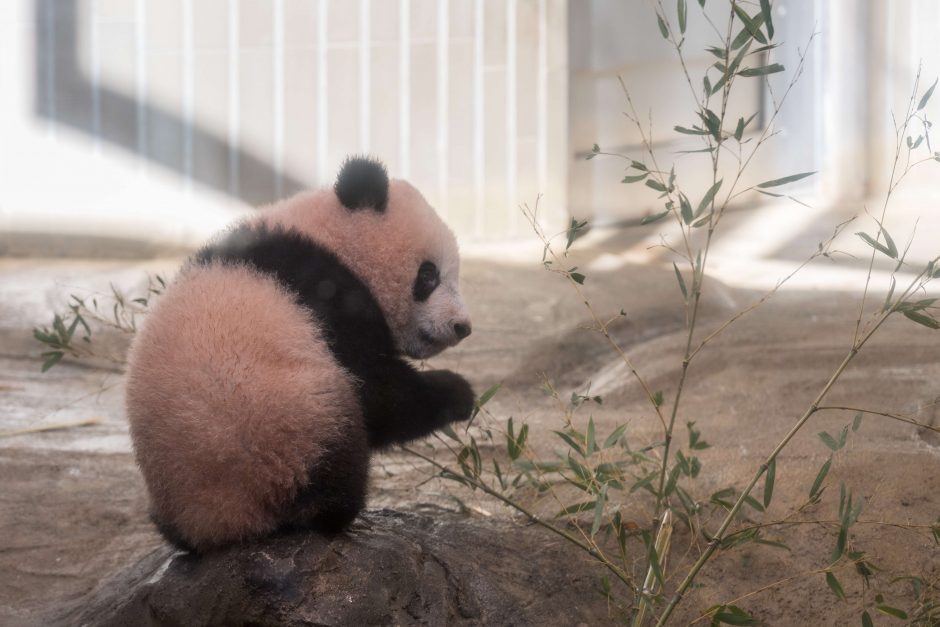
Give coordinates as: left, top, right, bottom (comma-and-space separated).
125, 157, 474, 552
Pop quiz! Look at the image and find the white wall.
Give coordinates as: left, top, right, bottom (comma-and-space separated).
0, 0, 569, 256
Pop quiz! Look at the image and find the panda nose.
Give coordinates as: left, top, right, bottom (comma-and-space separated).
453, 322, 472, 340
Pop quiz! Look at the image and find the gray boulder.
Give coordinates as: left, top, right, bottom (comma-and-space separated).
62, 509, 615, 626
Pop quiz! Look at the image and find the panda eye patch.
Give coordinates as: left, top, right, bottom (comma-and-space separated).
413, 261, 440, 302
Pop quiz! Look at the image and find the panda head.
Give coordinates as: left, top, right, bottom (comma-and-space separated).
274, 156, 471, 359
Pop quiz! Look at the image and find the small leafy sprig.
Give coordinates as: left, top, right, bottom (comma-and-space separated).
32, 274, 167, 372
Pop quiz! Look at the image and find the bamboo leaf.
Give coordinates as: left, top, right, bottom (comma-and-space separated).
440, 423, 461, 442
754, 537, 791, 551
603, 424, 627, 448
698, 108, 722, 140
875, 606, 908, 619
810, 456, 832, 498
738, 63, 785, 77
591, 486, 608, 535
664, 464, 682, 496
879, 224, 898, 258
40, 351, 64, 373
586, 417, 597, 456
506, 431, 523, 460
471, 385, 499, 425
565, 218, 589, 251
710, 70, 730, 95
653, 390, 664, 407
673, 262, 689, 300
493, 459, 506, 489
732, 6, 767, 44
554, 430, 586, 457
674, 125, 710, 135
727, 40, 753, 78
818, 431, 841, 451
856, 232, 895, 259
677, 0, 687, 33
714, 605, 758, 625
759, 0, 774, 39
641, 209, 671, 225
556, 500, 597, 517
743, 494, 765, 512
826, 571, 847, 601
677, 146, 717, 155
646, 538, 665, 586
33, 328, 55, 345
657, 13, 669, 39
680, 194, 694, 224
675, 484, 697, 515
516, 424, 529, 457
567, 455, 593, 484
696, 179, 723, 217
646, 179, 668, 192
757, 171, 816, 188
901, 309, 940, 329
622, 172, 648, 183
52, 314, 67, 339
918, 77, 938, 111
763, 458, 776, 508
707, 46, 725, 59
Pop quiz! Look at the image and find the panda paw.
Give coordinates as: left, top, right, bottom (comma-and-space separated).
424, 370, 476, 423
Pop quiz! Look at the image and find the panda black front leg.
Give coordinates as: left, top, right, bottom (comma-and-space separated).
360, 357, 475, 448
419, 369, 476, 426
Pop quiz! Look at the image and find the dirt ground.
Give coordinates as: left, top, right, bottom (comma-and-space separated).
1, 231, 939, 625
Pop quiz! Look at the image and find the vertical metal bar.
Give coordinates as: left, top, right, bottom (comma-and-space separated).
228, 0, 240, 197
135, 0, 148, 164
182, 0, 194, 191
90, 0, 101, 153
316, 0, 329, 184
436, 0, 449, 216
359, 0, 371, 154
506, 0, 517, 233
472, 0, 484, 237
399, 0, 411, 178
44, 0, 57, 138
537, 0, 547, 195
274, 0, 285, 197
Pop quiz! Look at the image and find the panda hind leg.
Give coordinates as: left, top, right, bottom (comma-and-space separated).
283, 424, 371, 536
150, 511, 197, 553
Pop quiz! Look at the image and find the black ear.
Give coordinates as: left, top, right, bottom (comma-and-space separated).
334, 156, 389, 212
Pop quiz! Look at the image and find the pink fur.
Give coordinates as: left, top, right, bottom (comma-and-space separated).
126, 263, 361, 549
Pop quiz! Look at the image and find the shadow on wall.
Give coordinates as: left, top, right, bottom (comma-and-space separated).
33, 0, 307, 207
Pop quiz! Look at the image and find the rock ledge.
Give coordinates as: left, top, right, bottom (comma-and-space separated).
61, 509, 610, 626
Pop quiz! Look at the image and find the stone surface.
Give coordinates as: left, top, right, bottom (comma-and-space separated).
57, 509, 612, 627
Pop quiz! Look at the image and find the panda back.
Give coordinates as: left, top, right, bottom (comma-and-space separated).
125, 263, 361, 547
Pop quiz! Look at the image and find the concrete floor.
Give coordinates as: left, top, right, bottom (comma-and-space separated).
1, 211, 939, 624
